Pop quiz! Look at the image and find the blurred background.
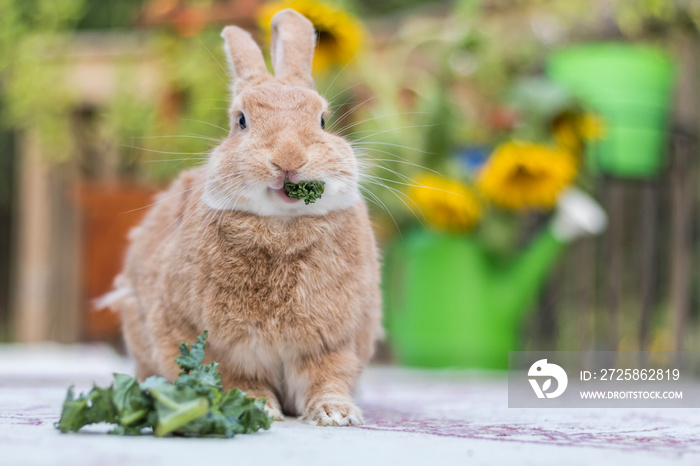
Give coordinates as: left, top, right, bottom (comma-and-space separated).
0, 0, 698, 369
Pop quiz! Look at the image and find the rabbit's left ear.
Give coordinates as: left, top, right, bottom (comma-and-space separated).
221, 25, 271, 94
270, 9, 316, 88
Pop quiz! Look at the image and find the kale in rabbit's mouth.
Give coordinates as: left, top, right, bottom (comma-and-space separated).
283, 180, 325, 205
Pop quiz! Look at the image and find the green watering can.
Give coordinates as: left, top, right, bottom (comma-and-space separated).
547, 44, 675, 178
383, 188, 607, 369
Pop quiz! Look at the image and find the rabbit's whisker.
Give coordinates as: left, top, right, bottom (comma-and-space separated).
350, 124, 438, 143
351, 140, 434, 155
198, 37, 234, 81
188, 98, 232, 104
121, 145, 214, 156
356, 159, 427, 184
328, 91, 359, 116
357, 161, 423, 185
358, 185, 402, 238
119, 182, 204, 215
358, 156, 441, 175
354, 146, 429, 165
133, 135, 224, 144
327, 92, 388, 132
155, 173, 239, 241
362, 171, 465, 198
190, 185, 241, 252
360, 177, 424, 224
325, 82, 365, 107
334, 112, 430, 136
181, 118, 229, 134
144, 158, 208, 164
321, 58, 357, 98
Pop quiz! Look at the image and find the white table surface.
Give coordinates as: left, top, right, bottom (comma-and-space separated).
2, 343, 699, 466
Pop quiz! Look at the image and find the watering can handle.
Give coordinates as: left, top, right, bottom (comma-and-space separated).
551, 188, 608, 242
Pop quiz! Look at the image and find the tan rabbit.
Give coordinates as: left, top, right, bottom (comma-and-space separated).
104, 9, 382, 426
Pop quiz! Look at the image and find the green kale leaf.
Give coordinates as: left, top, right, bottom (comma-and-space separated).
148, 384, 209, 437
219, 388, 273, 434
112, 373, 151, 427
57, 385, 117, 433
174, 330, 208, 374
56, 331, 273, 438
283, 180, 325, 205
175, 387, 272, 437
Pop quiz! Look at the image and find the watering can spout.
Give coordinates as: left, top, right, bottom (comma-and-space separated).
550, 188, 608, 241
497, 188, 608, 318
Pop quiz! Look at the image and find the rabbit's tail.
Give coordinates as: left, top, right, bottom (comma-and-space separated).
93, 274, 134, 312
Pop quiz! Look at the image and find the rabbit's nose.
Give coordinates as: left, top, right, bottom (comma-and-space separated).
272, 166, 302, 185
272, 156, 307, 174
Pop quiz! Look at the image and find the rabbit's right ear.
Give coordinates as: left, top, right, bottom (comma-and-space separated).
221, 26, 271, 94
270, 9, 316, 88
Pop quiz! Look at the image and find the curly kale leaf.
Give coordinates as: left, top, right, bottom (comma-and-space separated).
283, 180, 325, 205
56, 331, 274, 438
175, 330, 208, 374
148, 384, 210, 437
56, 385, 117, 433
112, 373, 152, 427
57, 375, 155, 435
218, 388, 273, 434
176, 362, 223, 398
176, 388, 272, 437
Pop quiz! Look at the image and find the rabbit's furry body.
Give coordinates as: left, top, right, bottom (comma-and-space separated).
106, 10, 382, 426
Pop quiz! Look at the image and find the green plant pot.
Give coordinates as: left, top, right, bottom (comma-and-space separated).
383, 229, 565, 369
547, 44, 675, 179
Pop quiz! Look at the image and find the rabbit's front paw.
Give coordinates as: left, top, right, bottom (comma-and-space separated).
265, 401, 285, 421
301, 396, 364, 426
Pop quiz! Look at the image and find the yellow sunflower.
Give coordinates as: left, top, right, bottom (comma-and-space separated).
553, 112, 605, 154
407, 174, 482, 233
578, 113, 605, 141
257, 0, 364, 74
552, 113, 582, 154
477, 141, 578, 211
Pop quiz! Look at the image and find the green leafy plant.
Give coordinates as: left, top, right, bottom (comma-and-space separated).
56, 331, 273, 437
284, 180, 325, 205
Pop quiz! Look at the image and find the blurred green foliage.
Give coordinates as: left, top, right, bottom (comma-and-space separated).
335, 0, 700, 231
0, 0, 230, 181
75, 0, 145, 30
113, 30, 231, 182
613, 0, 700, 35
0, 0, 85, 160
354, 0, 444, 17
1, 0, 699, 186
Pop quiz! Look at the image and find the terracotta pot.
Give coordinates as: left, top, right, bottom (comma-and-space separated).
73, 182, 156, 343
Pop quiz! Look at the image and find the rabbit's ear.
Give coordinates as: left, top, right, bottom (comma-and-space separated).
270, 9, 316, 88
221, 26, 271, 94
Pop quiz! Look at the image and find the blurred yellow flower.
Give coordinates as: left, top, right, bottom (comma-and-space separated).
552, 114, 581, 153
578, 113, 605, 140
257, 0, 364, 74
553, 113, 605, 153
408, 175, 482, 233
477, 141, 578, 211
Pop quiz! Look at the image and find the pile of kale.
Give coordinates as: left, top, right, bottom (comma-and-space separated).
56, 331, 273, 437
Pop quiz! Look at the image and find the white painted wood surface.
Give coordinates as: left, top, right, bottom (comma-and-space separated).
1, 344, 699, 465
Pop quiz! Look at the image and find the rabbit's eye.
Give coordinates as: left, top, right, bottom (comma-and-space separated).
238, 114, 247, 130
321, 116, 325, 130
